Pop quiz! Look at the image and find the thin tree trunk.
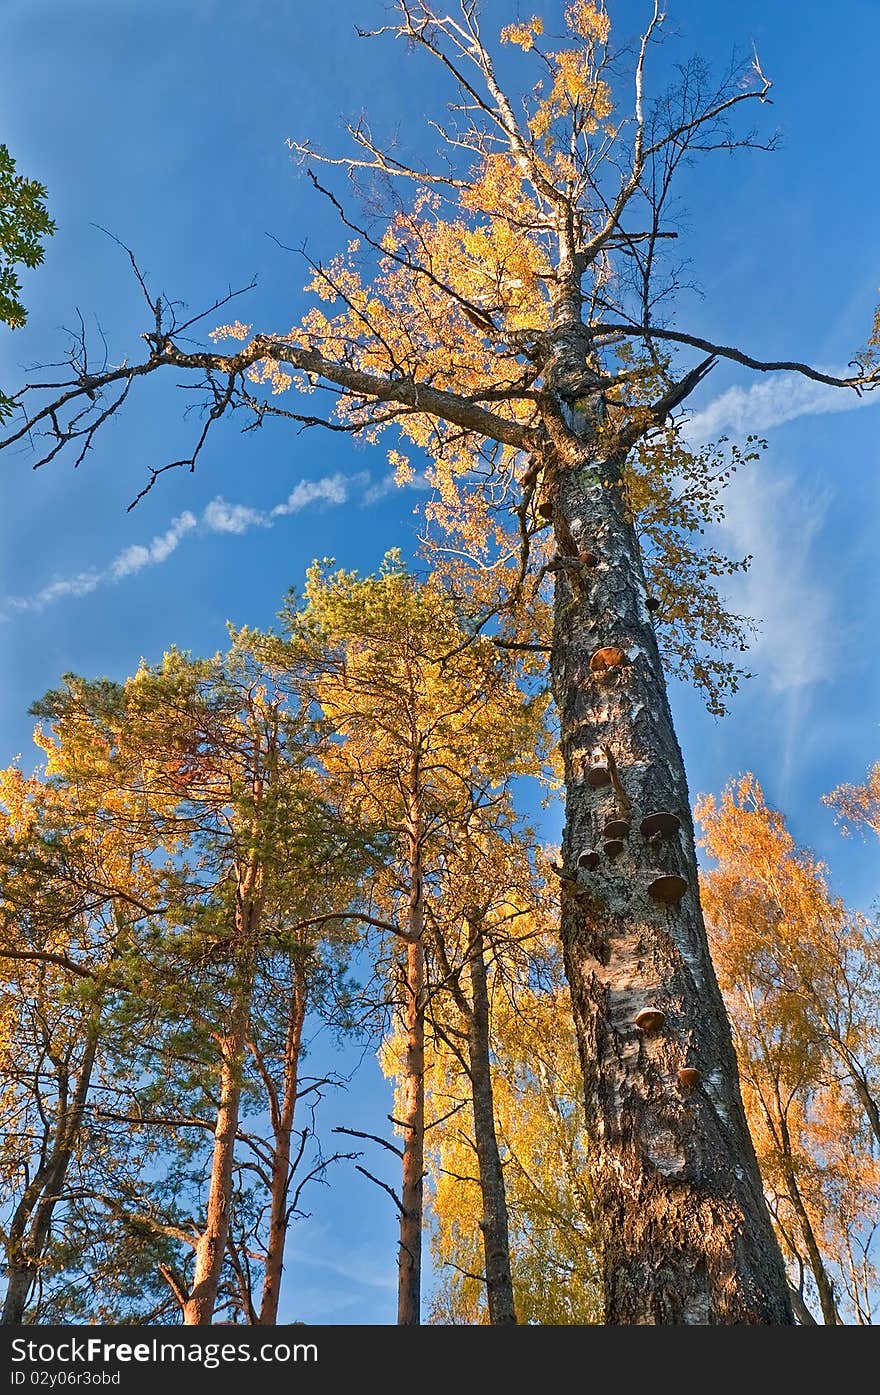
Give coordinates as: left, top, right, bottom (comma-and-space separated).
182, 980, 250, 1325
183, 882, 261, 1325
397, 781, 425, 1326
1, 1021, 99, 1325
549, 434, 795, 1323
465, 914, 517, 1325
257, 960, 308, 1324
788, 1284, 818, 1325
775, 1114, 840, 1325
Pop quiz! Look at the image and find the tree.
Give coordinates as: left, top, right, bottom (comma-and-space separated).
0, 142, 55, 425
256, 553, 547, 1323
29, 642, 363, 1324
0, 761, 178, 1325
824, 762, 880, 844
423, 815, 533, 1326
697, 774, 880, 1324
0, 143, 54, 332
423, 847, 602, 1325
5, 2, 880, 1321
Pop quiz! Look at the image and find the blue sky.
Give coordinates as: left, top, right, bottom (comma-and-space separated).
2, 0, 879, 1323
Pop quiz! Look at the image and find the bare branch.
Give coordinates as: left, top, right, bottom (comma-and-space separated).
592, 320, 878, 392
333, 1125, 404, 1159
354, 1164, 405, 1214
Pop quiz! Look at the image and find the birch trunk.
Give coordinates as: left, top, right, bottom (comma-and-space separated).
549, 436, 794, 1324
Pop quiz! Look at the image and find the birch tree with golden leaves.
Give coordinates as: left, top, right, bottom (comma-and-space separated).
697, 775, 880, 1324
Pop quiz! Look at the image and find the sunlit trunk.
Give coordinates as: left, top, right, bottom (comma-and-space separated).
548, 436, 794, 1324
183, 885, 260, 1325
257, 960, 308, 1324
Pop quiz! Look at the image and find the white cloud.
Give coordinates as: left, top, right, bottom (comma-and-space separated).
270, 471, 360, 517
1, 467, 411, 618
110, 512, 198, 578
12, 570, 103, 612
202, 499, 268, 534
685, 371, 877, 444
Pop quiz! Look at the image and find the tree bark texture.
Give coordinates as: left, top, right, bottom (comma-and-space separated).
549, 439, 795, 1324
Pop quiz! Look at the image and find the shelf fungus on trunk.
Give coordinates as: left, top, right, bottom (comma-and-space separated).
603, 838, 625, 859
634, 1007, 666, 1033
589, 645, 629, 675
647, 872, 689, 905
639, 811, 682, 841
586, 756, 611, 788
577, 849, 601, 870
677, 1067, 702, 1090
604, 817, 630, 840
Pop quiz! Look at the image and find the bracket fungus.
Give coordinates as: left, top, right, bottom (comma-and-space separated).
647, 873, 688, 905
677, 1067, 701, 1089
639, 811, 681, 841
589, 645, 628, 675
604, 817, 630, 840
603, 838, 625, 858
586, 758, 611, 788
577, 849, 601, 870
634, 1007, 665, 1033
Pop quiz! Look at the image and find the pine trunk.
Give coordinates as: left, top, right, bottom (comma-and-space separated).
549, 442, 795, 1324
465, 917, 517, 1325
257, 961, 308, 1325
182, 985, 249, 1325
183, 883, 260, 1325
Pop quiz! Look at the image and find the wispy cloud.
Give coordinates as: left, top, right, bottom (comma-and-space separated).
685, 371, 877, 444
109, 512, 199, 577
717, 471, 839, 694
271, 471, 363, 517
1, 468, 426, 619
711, 468, 851, 786
201, 499, 268, 535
